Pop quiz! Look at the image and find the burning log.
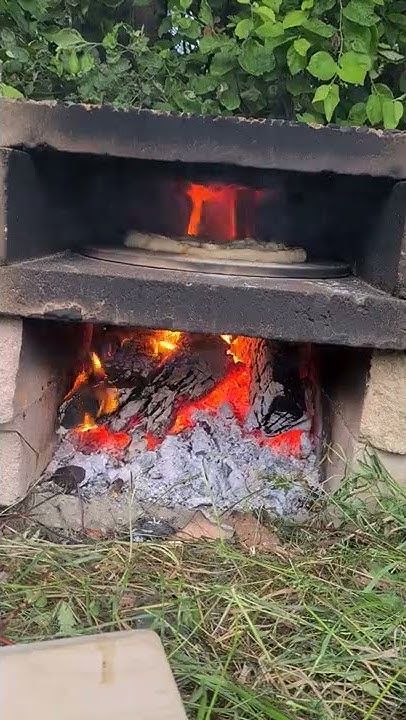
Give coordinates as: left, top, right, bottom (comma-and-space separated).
59, 387, 100, 430
110, 337, 230, 436
247, 340, 307, 436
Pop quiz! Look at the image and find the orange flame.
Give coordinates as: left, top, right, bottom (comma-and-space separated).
186, 183, 238, 240
90, 351, 105, 379
149, 330, 183, 359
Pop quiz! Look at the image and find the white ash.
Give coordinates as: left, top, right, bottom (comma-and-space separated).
46, 407, 320, 518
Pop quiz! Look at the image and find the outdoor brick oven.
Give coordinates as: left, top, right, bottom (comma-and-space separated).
1, 99, 406, 519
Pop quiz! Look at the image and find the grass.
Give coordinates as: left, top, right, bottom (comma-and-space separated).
1, 452, 406, 719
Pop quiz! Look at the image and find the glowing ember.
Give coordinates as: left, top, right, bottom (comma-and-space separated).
149, 330, 183, 359
186, 183, 238, 240
73, 423, 131, 454
257, 428, 305, 458
170, 363, 251, 435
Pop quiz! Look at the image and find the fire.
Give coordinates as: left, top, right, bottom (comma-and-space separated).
220, 334, 245, 364
186, 183, 238, 240
98, 387, 119, 417
64, 327, 308, 461
90, 351, 105, 379
149, 330, 182, 359
170, 363, 251, 435
77, 412, 98, 432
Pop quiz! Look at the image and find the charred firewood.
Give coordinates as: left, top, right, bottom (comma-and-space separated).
246, 340, 307, 435
110, 337, 229, 436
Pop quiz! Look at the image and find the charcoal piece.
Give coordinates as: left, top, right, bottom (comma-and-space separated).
50, 465, 85, 493
133, 517, 175, 538
59, 387, 99, 429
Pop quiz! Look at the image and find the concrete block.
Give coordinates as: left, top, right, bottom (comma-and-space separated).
360, 351, 406, 454
0, 318, 23, 424
0, 630, 187, 720
0, 431, 36, 506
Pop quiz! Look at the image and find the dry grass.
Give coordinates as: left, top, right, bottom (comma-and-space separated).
1, 452, 406, 719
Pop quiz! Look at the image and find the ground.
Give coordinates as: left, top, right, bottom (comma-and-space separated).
0, 453, 405, 720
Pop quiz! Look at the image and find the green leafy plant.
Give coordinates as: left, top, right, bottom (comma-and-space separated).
0, 0, 405, 128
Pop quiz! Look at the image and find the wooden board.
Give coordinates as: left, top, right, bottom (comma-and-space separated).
0, 630, 187, 720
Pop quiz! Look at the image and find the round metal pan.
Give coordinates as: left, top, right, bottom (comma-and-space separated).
79, 245, 351, 279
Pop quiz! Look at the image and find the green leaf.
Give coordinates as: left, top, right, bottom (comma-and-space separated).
303, 18, 335, 37
0, 28, 16, 48
218, 78, 241, 110
297, 111, 324, 124
382, 98, 404, 129
80, 52, 95, 74
210, 50, 236, 75
56, 601, 77, 635
294, 37, 311, 56
68, 49, 80, 75
313, 84, 330, 102
256, 21, 280, 38
338, 51, 372, 84
323, 83, 340, 121
182, 19, 201, 39
348, 101, 367, 124
374, 83, 393, 98
238, 39, 275, 75
237, 0, 251, 4
0, 82, 24, 99
235, 19, 254, 39
287, 45, 307, 75
307, 51, 337, 80
199, 35, 223, 54
301, 0, 314, 8
256, 21, 284, 38
343, 20, 372, 53
314, 0, 336, 12
366, 93, 382, 124
388, 13, 406, 29
262, 0, 281, 9
253, 5, 276, 21
199, 0, 213, 25
180, 0, 192, 8
378, 48, 404, 62
286, 75, 312, 96
47, 28, 86, 49
283, 10, 307, 29
5, 46, 30, 63
343, 1, 379, 27
192, 74, 218, 94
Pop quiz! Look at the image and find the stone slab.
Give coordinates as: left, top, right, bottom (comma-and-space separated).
1, 99, 406, 178
360, 351, 406, 453
1, 251, 406, 349
0, 630, 187, 720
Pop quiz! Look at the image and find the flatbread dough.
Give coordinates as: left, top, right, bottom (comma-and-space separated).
125, 232, 306, 264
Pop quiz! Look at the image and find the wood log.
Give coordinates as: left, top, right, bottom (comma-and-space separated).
110, 338, 229, 436
247, 340, 307, 435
